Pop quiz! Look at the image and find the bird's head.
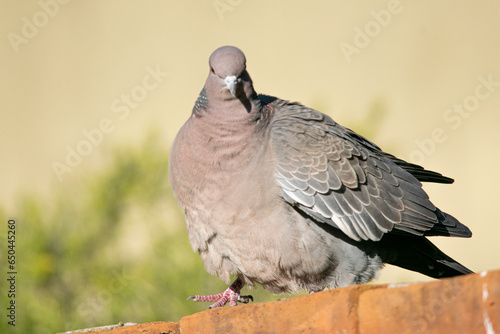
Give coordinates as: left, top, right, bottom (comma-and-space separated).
207, 46, 253, 99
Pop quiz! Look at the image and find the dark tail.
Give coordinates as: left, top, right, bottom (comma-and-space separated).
424, 209, 473, 238
379, 234, 473, 278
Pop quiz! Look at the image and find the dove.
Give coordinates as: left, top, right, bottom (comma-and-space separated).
168, 46, 472, 309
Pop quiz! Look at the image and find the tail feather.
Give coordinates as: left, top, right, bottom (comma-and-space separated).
424, 209, 473, 238
379, 234, 473, 278
381, 153, 455, 184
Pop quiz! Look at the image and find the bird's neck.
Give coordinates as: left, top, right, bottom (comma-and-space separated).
192, 99, 262, 148
186, 87, 267, 173
196, 82, 263, 133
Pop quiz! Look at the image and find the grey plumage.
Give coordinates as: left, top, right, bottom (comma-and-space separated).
169, 46, 472, 305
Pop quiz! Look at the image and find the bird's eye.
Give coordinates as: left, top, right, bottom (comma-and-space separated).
210, 67, 215, 75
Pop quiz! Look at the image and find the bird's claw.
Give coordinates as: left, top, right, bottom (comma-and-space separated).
237, 295, 253, 303
188, 278, 252, 309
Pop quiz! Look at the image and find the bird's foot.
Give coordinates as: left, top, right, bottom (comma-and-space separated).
309, 288, 323, 294
187, 278, 253, 309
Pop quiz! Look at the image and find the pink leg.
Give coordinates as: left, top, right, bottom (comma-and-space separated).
187, 278, 253, 309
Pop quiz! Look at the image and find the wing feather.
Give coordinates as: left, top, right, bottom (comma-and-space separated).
269, 99, 464, 241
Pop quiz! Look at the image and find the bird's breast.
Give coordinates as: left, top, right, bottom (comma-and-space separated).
170, 118, 274, 214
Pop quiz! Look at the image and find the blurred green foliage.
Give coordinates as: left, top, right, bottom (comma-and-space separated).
0, 132, 295, 334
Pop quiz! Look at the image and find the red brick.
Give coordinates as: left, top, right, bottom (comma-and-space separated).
358, 271, 500, 334
87, 321, 180, 334
84, 269, 500, 334
179, 284, 391, 334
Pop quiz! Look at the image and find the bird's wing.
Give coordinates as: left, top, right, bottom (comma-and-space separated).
269, 100, 454, 242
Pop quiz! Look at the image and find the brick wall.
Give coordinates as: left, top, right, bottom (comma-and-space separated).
69, 269, 499, 334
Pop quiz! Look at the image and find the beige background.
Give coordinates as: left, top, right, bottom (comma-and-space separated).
1, 1, 499, 283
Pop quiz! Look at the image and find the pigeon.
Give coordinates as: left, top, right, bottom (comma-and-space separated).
169, 46, 473, 309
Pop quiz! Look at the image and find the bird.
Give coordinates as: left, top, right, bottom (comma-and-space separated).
168, 46, 473, 309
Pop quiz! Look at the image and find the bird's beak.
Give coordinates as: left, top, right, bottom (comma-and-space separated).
224, 75, 238, 96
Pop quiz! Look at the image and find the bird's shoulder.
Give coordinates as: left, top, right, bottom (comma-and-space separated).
259, 95, 372, 154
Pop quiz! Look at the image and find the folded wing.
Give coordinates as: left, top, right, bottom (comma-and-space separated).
269, 100, 471, 242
